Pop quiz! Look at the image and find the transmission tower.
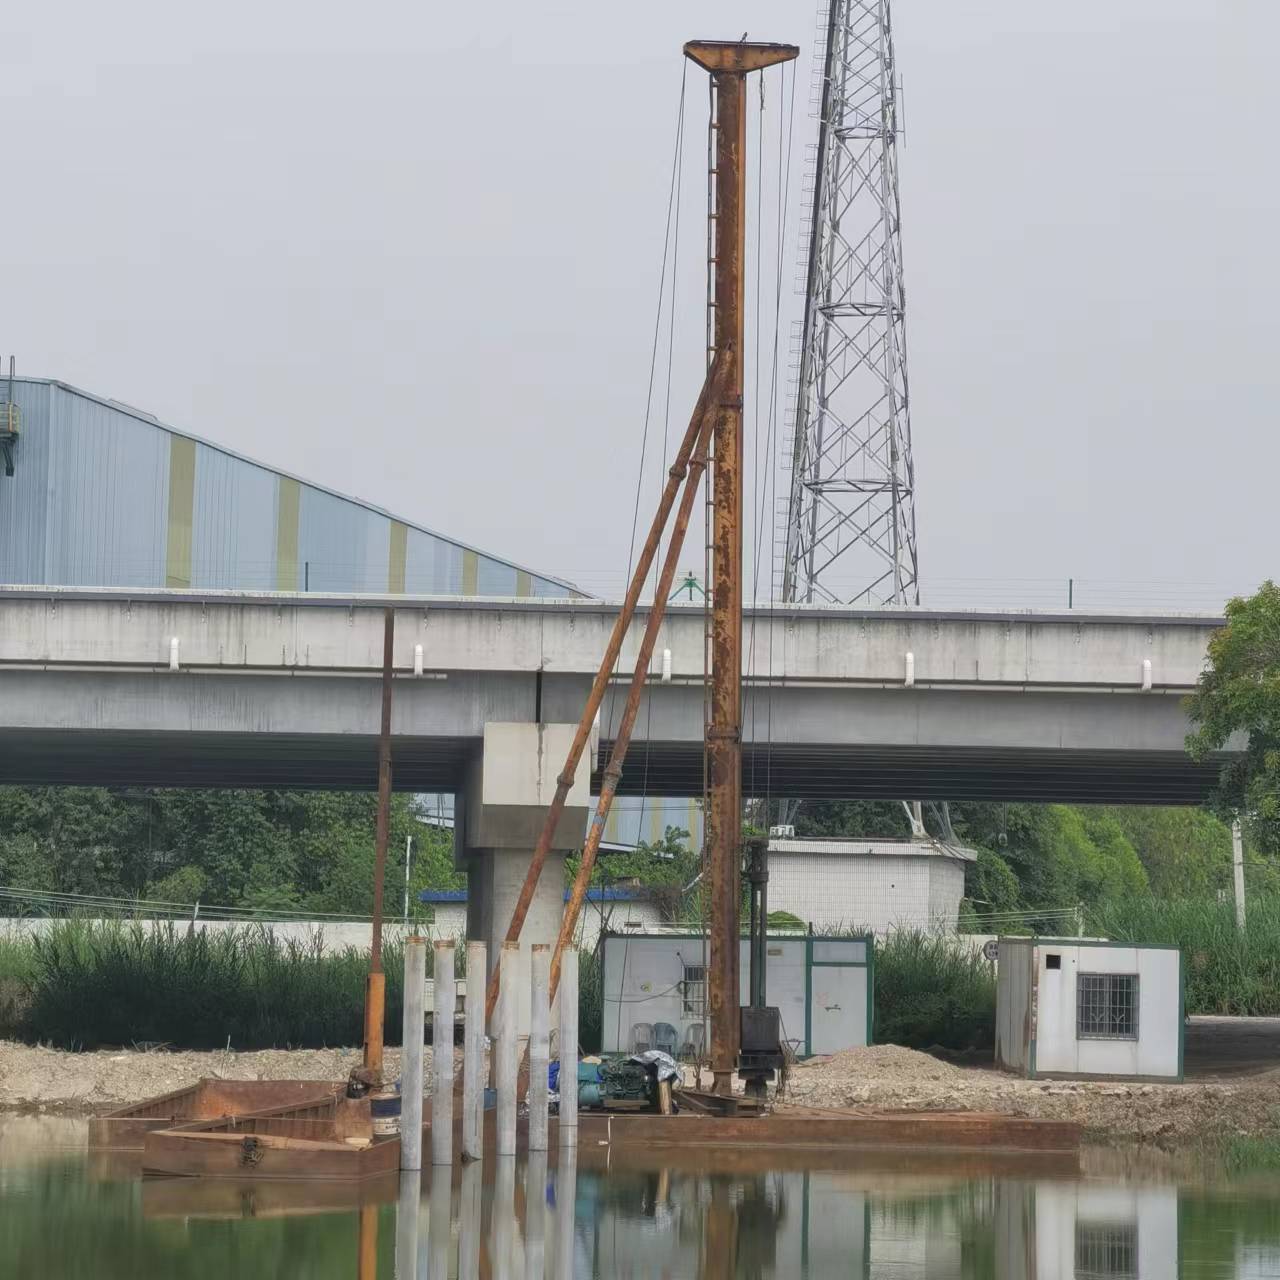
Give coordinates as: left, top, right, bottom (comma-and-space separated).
782, 0, 919, 606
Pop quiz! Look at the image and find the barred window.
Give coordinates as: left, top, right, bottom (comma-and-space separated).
1077, 972, 1139, 1040
682, 964, 706, 1017
1075, 1222, 1137, 1278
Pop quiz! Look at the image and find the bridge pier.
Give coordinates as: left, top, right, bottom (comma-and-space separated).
459, 723, 591, 1037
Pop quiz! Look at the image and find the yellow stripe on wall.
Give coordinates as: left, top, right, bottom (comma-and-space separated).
516, 569, 532, 598
388, 521, 408, 594
461, 549, 478, 595
276, 477, 300, 590
165, 435, 196, 588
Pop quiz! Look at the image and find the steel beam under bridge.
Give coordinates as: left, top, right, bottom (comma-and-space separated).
0, 588, 1233, 804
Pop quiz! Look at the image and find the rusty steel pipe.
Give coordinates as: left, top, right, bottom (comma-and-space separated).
549, 420, 714, 1002
483, 356, 727, 1024
363, 606, 395, 1078
706, 65, 746, 1095
682, 40, 798, 1094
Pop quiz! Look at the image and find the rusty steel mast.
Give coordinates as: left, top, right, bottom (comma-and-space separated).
684, 39, 798, 1095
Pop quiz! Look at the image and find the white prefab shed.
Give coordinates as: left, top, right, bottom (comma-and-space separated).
766, 837, 974, 934
600, 932, 872, 1058
996, 938, 1183, 1081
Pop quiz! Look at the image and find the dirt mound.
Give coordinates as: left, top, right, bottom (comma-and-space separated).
777, 1042, 1280, 1144
794, 1044, 964, 1086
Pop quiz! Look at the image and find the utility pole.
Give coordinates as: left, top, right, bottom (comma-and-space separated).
684, 38, 798, 1096
1232, 818, 1247, 931
403, 833, 413, 922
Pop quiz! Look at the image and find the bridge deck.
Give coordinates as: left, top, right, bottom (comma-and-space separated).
0, 588, 1230, 803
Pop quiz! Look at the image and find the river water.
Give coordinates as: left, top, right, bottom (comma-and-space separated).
1, 1117, 1277, 1278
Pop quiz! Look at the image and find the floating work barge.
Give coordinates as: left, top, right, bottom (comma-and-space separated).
142, 1108, 400, 1180
89, 1083, 1080, 1180
578, 1107, 1081, 1155
87, 1079, 340, 1151
90, 1078, 399, 1179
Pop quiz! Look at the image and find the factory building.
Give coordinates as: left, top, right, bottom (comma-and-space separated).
0, 375, 579, 599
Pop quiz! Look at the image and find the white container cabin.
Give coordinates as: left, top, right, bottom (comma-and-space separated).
995, 938, 1183, 1081
600, 932, 872, 1058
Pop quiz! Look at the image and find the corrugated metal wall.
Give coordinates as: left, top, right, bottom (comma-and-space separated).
190, 441, 277, 589
45, 385, 170, 587
603, 796, 703, 850
0, 381, 52, 582
0, 378, 580, 598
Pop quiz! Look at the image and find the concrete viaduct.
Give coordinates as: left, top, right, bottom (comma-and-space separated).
0, 586, 1234, 1027
0, 586, 1230, 806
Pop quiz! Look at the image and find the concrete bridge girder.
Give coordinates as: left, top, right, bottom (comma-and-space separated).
0, 588, 1233, 803
0, 589, 1217, 688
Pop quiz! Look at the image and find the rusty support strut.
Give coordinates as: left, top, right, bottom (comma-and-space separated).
685, 38, 798, 1095
483, 356, 726, 1026
550, 397, 718, 1001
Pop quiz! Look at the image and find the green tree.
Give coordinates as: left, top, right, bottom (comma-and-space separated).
0, 786, 466, 917
1187, 579, 1280, 857
0, 786, 155, 897
149, 864, 209, 905
567, 825, 696, 890
964, 848, 1021, 916
1092, 805, 1280, 899
793, 800, 910, 839
947, 802, 1147, 923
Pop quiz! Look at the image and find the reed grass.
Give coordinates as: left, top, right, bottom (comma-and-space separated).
1089, 896, 1280, 1015
6, 919, 409, 1050
577, 945, 604, 1054
1222, 1134, 1280, 1174
873, 928, 997, 1051
0, 933, 37, 1038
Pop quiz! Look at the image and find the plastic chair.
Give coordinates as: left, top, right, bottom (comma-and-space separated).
680, 1024, 706, 1059
630, 1022, 653, 1054
653, 1022, 679, 1056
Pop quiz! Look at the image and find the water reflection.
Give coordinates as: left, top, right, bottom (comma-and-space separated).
992, 1181, 1178, 1279
381, 1152, 1278, 1280
395, 1170, 420, 1280
2, 1116, 1279, 1278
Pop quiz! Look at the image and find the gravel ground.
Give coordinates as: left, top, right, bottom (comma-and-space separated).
0, 1042, 436, 1112
778, 1045, 1280, 1144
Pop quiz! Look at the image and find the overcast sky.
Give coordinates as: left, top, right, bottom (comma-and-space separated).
3, 1, 1274, 609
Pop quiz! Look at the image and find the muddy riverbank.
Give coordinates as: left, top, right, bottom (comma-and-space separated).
3, 1039, 1278, 1145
